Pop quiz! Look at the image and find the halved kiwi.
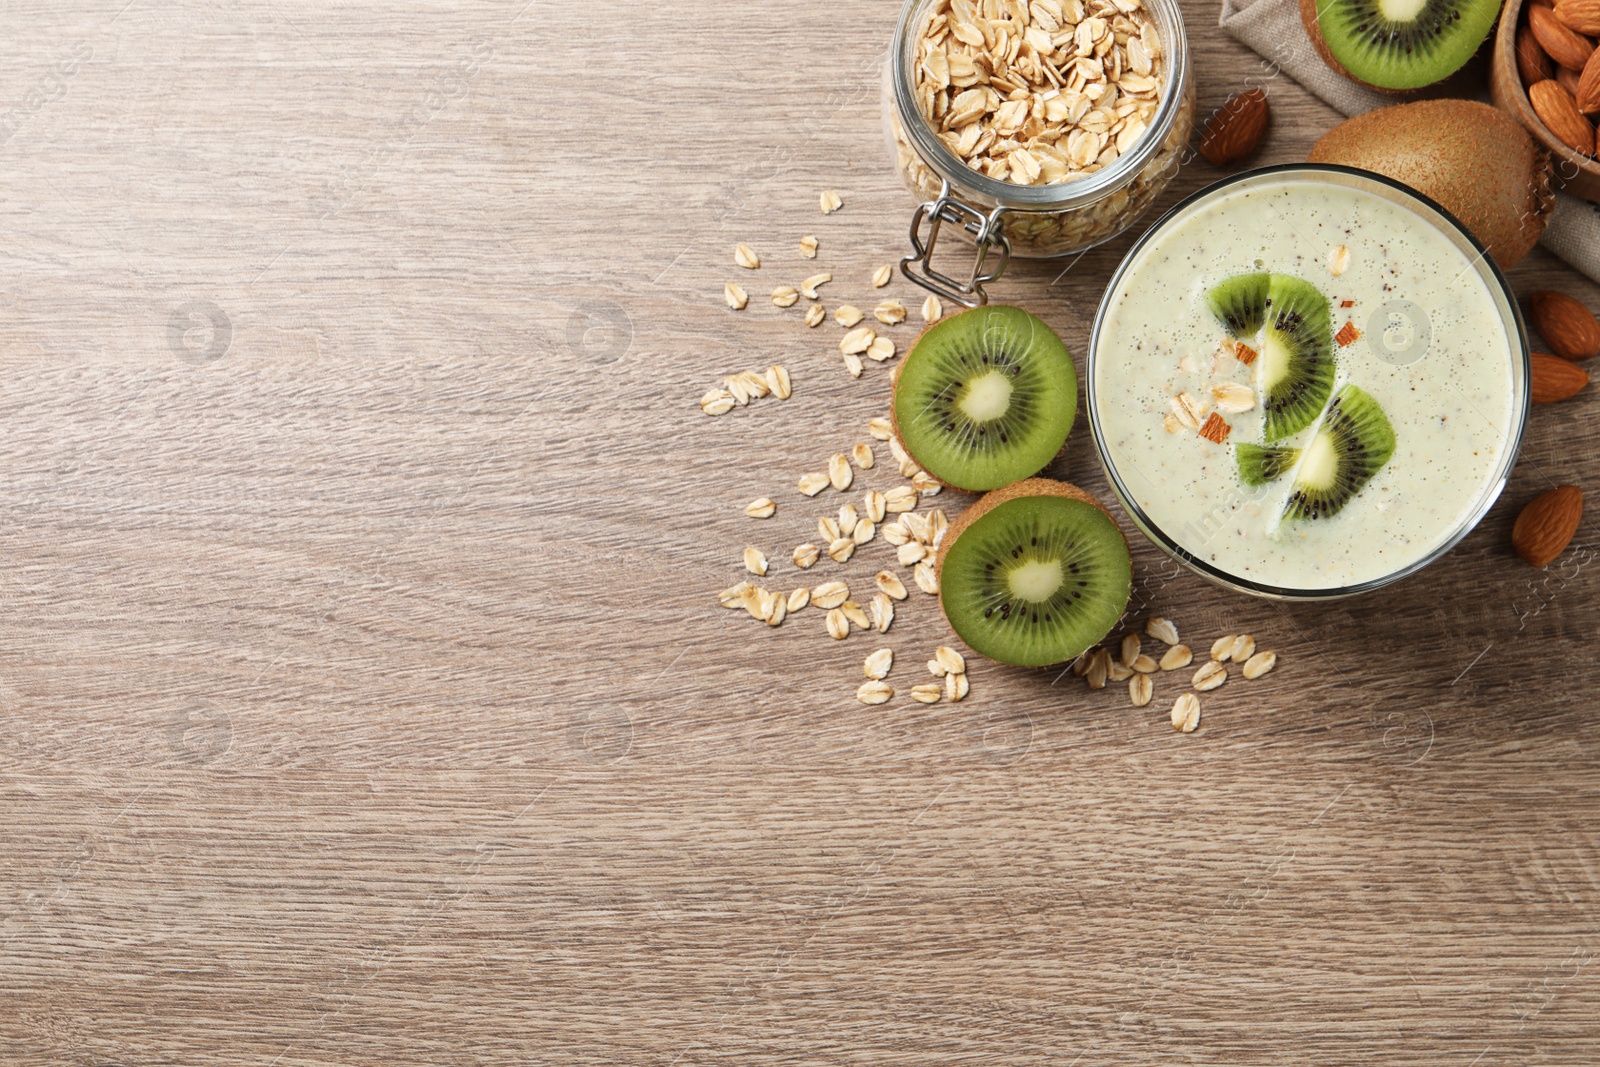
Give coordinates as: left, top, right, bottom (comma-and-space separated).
1302, 0, 1501, 92
1283, 384, 1397, 521
892, 305, 1078, 492
1235, 443, 1301, 486
936, 478, 1131, 667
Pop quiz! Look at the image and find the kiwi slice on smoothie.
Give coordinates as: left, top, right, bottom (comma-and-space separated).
1207, 273, 1271, 338
1283, 385, 1396, 521
1258, 274, 1336, 442
936, 478, 1131, 668
892, 305, 1078, 492
1235, 443, 1301, 486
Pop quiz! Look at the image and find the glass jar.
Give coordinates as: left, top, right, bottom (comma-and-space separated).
884, 0, 1194, 305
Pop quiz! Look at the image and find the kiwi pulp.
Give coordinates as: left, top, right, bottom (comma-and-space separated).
892, 305, 1078, 492
937, 479, 1131, 668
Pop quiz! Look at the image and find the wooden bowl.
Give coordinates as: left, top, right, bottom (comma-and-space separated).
1489, 0, 1600, 203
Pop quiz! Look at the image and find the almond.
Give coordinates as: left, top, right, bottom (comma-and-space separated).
1198, 88, 1269, 166
1555, 0, 1600, 35
1520, 23, 1556, 84
1529, 79, 1596, 154
1531, 6, 1596, 72
1530, 290, 1600, 359
1511, 484, 1583, 567
1531, 351, 1590, 402
1559, 63, 1585, 97
1579, 48, 1600, 113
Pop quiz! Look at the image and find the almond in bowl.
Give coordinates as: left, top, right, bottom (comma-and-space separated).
1490, 0, 1600, 203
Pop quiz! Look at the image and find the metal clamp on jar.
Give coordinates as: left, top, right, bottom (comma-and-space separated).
884, 0, 1195, 306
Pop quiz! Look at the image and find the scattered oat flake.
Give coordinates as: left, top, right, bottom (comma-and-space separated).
701, 390, 736, 416
841, 327, 876, 355
867, 417, 894, 441
799, 235, 819, 258
921, 294, 943, 323
875, 301, 908, 325
872, 264, 893, 288
1192, 660, 1227, 691
820, 189, 843, 214
801, 273, 832, 300
851, 442, 875, 469
857, 684, 896, 710
843, 353, 864, 378
798, 472, 830, 497
1242, 649, 1277, 679
881, 522, 909, 546
828, 453, 853, 491
1108, 660, 1133, 684
827, 608, 851, 640
913, 561, 939, 595
1119, 634, 1141, 667
1086, 648, 1110, 690
884, 485, 918, 513
1172, 693, 1201, 733
744, 497, 776, 519
945, 670, 969, 702
1335, 321, 1361, 347
1145, 617, 1179, 645
724, 282, 748, 310
1230, 634, 1256, 663
853, 519, 876, 546
875, 570, 908, 600
787, 587, 810, 612
1235, 342, 1258, 366
1211, 636, 1236, 662
743, 546, 768, 576
1131, 654, 1158, 674
735, 243, 760, 269
1129, 674, 1153, 707
804, 303, 825, 328
910, 683, 942, 704
840, 600, 871, 630
1159, 644, 1192, 671
864, 490, 887, 523
766, 596, 787, 627
767, 364, 792, 399
864, 648, 894, 680
772, 286, 799, 308
1198, 412, 1230, 444
828, 537, 856, 563
835, 305, 864, 328
935, 646, 966, 675
793, 543, 820, 569
867, 336, 896, 362
870, 593, 894, 632
812, 581, 849, 609
912, 470, 942, 496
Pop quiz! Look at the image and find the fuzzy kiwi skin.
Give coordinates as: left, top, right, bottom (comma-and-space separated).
934, 478, 1126, 575
1308, 100, 1553, 269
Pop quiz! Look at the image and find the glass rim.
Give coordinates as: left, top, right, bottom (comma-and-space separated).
1084, 163, 1532, 601
889, 0, 1191, 211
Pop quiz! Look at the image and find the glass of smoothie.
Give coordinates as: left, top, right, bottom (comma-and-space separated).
1087, 164, 1529, 599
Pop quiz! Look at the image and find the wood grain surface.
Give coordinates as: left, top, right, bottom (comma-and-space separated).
2, 1, 1598, 1064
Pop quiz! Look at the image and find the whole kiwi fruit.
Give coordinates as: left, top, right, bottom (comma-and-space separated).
1308, 100, 1554, 268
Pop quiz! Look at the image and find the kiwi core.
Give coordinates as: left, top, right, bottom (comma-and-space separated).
959, 371, 1014, 423
1008, 559, 1064, 602
1376, 0, 1426, 21
1297, 432, 1338, 491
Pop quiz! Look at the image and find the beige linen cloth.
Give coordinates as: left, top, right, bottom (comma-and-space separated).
1219, 0, 1600, 283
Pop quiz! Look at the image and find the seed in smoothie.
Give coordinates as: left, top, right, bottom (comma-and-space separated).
892, 305, 1077, 492
1281, 384, 1396, 522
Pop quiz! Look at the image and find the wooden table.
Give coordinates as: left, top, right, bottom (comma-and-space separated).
3, 1, 1597, 1063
